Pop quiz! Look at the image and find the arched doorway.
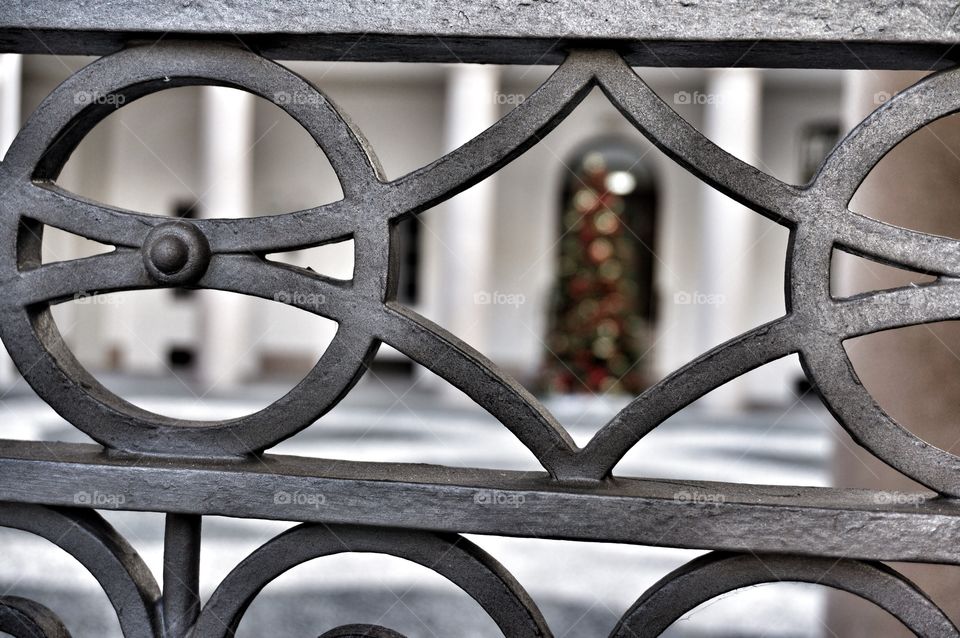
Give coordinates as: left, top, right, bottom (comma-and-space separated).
540, 137, 658, 395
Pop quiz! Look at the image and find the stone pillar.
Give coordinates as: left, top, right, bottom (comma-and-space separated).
695, 69, 761, 410
420, 65, 500, 392
827, 69, 960, 634
0, 54, 21, 386
196, 86, 255, 391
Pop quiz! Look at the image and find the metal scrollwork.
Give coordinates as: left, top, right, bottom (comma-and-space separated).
0, 597, 72, 638
0, 504, 161, 637
190, 524, 551, 638
611, 553, 960, 638
0, 34, 958, 638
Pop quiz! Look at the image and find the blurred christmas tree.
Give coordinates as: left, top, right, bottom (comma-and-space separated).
540, 145, 656, 395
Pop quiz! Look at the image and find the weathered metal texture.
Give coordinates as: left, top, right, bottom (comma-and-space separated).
192, 525, 551, 637
1, 1, 960, 69
318, 626, 407, 638
162, 514, 202, 638
0, 504, 162, 636
5, 439, 960, 565
611, 553, 960, 637
0, 29, 959, 637
0, 597, 71, 638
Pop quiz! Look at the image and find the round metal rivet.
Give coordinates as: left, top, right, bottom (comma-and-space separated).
148, 234, 190, 274
142, 222, 211, 285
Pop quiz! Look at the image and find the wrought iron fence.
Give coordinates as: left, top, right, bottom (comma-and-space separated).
1, 2, 960, 636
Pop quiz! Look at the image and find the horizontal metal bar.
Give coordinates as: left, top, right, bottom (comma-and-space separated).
1, 1, 959, 68
1, 439, 957, 564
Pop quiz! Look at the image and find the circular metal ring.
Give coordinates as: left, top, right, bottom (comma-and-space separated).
793, 66, 960, 496
0, 41, 385, 457
192, 525, 551, 638
611, 552, 958, 637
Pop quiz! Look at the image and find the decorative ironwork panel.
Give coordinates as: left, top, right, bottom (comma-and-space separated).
0, 7, 959, 637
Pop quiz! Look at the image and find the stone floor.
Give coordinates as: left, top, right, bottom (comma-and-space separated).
0, 371, 839, 637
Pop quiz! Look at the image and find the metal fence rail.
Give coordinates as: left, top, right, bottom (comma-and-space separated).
0, 3, 959, 636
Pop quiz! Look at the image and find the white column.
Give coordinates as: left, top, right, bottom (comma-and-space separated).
695, 69, 762, 410
0, 54, 21, 155
420, 65, 500, 392
196, 86, 255, 391
0, 54, 21, 386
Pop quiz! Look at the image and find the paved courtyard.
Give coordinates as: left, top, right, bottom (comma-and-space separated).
0, 372, 837, 637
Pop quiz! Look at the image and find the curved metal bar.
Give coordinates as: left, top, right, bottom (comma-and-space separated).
799, 333, 960, 496
13, 252, 355, 317
581, 317, 800, 479
835, 212, 960, 278
190, 199, 362, 253
0, 246, 376, 455
0, 503, 162, 638
3, 41, 382, 195
610, 552, 959, 637
15, 183, 364, 254
385, 50, 596, 217
0, 38, 385, 275
0, 597, 72, 638
812, 65, 960, 205
191, 524, 552, 638
10, 184, 162, 249
373, 302, 579, 479
198, 254, 356, 322
318, 626, 407, 638
11, 250, 149, 306
829, 279, 960, 339
808, 65, 960, 277
0, 295, 377, 455
595, 53, 802, 225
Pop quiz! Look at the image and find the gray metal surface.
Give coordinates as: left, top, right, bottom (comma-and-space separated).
0, 14, 958, 638
0, 439, 954, 564
1, 1, 960, 68
611, 554, 959, 637
0, 597, 71, 638
193, 525, 551, 638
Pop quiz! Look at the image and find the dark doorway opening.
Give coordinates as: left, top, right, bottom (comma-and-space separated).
541, 137, 658, 394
